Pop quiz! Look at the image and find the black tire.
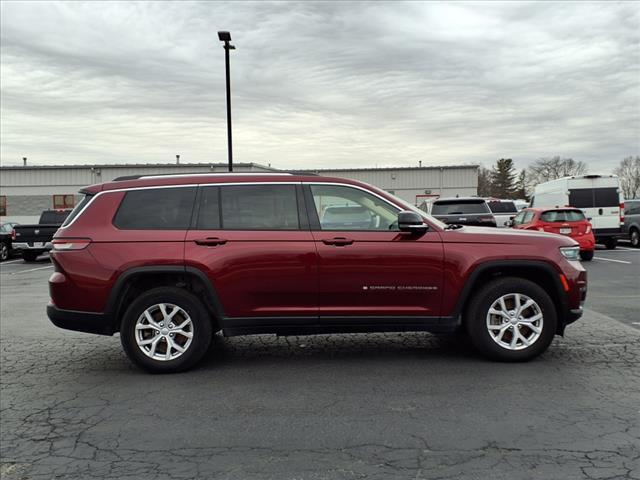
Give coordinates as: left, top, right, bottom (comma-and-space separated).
580, 250, 594, 261
0, 243, 9, 262
631, 229, 639, 248
603, 238, 617, 250
464, 277, 557, 362
22, 251, 39, 262
120, 287, 213, 373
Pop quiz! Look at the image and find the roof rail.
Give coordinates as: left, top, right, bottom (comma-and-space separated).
113, 172, 295, 181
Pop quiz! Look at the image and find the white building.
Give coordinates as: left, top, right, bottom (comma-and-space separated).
0, 162, 478, 223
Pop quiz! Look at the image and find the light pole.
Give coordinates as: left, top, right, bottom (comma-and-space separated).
218, 31, 235, 172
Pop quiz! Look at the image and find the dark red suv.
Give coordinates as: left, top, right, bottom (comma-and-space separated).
48, 173, 587, 372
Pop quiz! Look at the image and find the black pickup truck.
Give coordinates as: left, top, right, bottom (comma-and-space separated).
12, 210, 71, 262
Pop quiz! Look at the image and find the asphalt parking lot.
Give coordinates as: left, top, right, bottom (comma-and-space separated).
1, 251, 639, 480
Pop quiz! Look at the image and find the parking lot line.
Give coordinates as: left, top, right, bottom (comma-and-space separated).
1, 259, 25, 265
593, 257, 632, 264
9, 265, 54, 275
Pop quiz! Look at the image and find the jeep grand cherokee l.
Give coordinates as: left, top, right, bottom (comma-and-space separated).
47, 173, 587, 373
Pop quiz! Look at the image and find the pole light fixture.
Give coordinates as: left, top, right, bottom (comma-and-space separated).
218, 31, 235, 172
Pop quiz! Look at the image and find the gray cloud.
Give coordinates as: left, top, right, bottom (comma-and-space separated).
1, 0, 638, 172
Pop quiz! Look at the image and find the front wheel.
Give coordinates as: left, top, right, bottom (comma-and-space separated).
464, 277, 557, 362
631, 229, 639, 248
580, 250, 594, 261
603, 238, 617, 250
120, 287, 213, 373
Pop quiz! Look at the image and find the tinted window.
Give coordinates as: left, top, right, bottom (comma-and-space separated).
40, 210, 71, 224
220, 185, 299, 230
487, 201, 517, 213
540, 210, 586, 222
594, 188, 619, 207
61, 194, 94, 227
310, 185, 399, 231
196, 187, 220, 230
431, 200, 489, 215
113, 187, 196, 230
568, 189, 593, 208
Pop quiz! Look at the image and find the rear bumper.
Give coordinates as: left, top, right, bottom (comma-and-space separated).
13, 242, 52, 251
593, 228, 623, 240
47, 303, 114, 335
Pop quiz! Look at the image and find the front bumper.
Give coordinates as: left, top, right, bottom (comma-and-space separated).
47, 303, 114, 336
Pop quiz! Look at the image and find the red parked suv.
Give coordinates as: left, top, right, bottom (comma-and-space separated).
47, 173, 587, 372
510, 208, 596, 261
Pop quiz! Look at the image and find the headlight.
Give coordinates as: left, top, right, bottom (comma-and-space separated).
560, 246, 580, 261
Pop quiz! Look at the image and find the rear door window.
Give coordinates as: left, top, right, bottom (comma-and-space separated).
431, 200, 489, 215
593, 188, 619, 207
220, 185, 300, 230
113, 187, 196, 230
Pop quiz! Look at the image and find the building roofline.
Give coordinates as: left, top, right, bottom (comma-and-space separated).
0, 162, 278, 171
0, 162, 479, 172
292, 165, 479, 173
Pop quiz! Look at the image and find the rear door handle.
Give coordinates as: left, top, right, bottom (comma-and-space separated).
194, 237, 228, 246
321, 237, 354, 246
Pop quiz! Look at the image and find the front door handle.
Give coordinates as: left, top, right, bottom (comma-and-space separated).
321, 237, 354, 246
194, 237, 228, 246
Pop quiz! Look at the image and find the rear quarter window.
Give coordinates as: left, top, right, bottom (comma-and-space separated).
61, 194, 94, 227
113, 187, 196, 230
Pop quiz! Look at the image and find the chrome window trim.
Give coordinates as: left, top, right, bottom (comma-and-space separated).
60, 181, 439, 231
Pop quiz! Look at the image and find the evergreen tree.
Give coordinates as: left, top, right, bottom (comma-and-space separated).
514, 170, 528, 199
490, 158, 517, 198
477, 167, 492, 197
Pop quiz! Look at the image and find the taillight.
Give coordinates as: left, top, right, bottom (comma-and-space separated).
585, 225, 591, 234
537, 227, 545, 231
52, 238, 92, 251
11, 229, 16, 241
620, 202, 624, 224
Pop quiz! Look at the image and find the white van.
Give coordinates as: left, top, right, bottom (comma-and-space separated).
531, 175, 624, 249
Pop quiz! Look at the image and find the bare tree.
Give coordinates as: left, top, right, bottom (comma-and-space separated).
614, 156, 640, 199
527, 156, 587, 188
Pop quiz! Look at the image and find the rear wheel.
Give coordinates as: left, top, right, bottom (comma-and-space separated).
631, 229, 639, 248
120, 287, 212, 373
603, 238, 617, 250
464, 277, 557, 362
580, 250, 594, 261
22, 251, 38, 262
0, 243, 8, 262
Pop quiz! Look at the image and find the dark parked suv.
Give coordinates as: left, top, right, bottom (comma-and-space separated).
48, 173, 587, 372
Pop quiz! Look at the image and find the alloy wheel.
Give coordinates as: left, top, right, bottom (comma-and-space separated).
486, 293, 543, 350
135, 303, 194, 361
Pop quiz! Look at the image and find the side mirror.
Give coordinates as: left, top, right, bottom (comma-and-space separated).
587, 217, 592, 221
398, 211, 429, 234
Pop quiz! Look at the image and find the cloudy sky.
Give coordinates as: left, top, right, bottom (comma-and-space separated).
1, 1, 638, 172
